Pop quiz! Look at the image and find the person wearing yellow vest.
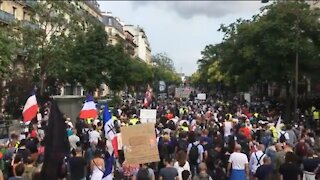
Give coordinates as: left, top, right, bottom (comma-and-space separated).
268, 123, 278, 143
129, 115, 139, 125
313, 107, 319, 128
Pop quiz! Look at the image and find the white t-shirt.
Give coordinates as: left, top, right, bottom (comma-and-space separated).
278, 131, 290, 141
68, 134, 80, 150
89, 130, 100, 143
228, 152, 248, 170
249, 150, 266, 174
174, 161, 191, 180
224, 121, 233, 137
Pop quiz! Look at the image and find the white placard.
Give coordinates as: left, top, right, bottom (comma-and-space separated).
244, 93, 251, 103
197, 93, 206, 100
140, 109, 157, 124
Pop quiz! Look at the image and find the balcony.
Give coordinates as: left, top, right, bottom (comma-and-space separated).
0, 10, 14, 24
21, 20, 40, 30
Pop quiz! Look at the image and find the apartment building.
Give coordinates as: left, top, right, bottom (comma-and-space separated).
124, 25, 152, 64
102, 12, 125, 45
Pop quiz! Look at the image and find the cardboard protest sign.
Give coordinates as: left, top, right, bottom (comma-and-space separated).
121, 123, 159, 164
140, 109, 157, 123
197, 93, 206, 100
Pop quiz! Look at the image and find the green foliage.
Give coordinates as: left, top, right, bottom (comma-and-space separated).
152, 53, 181, 85
194, 1, 320, 92
66, 24, 109, 92
152, 53, 175, 71
0, 27, 16, 78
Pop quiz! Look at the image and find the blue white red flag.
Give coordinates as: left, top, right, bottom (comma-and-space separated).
23, 89, 38, 123
102, 103, 118, 179
79, 94, 98, 119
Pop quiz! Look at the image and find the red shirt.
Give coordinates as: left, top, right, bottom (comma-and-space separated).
30, 130, 37, 138
166, 113, 174, 120
239, 127, 251, 139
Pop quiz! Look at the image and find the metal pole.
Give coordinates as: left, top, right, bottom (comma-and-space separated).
294, 52, 299, 122
294, 2, 299, 122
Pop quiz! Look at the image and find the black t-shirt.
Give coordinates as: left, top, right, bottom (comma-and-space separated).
255, 164, 273, 180
159, 167, 178, 180
69, 156, 87, 180
279, 163, 301, 180
303, 157, 320, 172
16, 148, 31, 163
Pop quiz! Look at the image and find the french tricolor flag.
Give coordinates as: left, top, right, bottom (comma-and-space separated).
79, 94, 98, 119
103, 103, 117, 180
23, 90, 38, 123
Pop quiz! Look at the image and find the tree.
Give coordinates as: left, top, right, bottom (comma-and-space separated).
66, 24, 109, 92
152, 53, 175, 71
148, 53, 181, 95
15, 1, 95, 95
126, 58, 153, 93
194, 1, 320, 120
106, 43, 131, 92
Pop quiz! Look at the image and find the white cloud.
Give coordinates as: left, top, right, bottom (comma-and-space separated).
98, 1, 266, 75
132, 1, 265, 19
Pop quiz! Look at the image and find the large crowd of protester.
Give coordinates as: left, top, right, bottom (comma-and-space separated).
0, 94, 319, 180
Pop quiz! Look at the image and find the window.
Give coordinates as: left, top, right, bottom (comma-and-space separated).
23, 11, 26, 20
108, 18, 112, 26
0, 2, 2, 10
12, 7, 17, 18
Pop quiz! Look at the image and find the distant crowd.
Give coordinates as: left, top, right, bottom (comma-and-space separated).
0, 95, 319, 180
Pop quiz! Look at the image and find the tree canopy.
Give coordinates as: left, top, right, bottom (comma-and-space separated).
193, 1, 320, 93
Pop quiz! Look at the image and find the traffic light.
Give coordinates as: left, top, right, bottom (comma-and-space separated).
261, 0, 269, 3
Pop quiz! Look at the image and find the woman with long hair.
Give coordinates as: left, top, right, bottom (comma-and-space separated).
90, 149, 105, 180
279, 152, 301, 180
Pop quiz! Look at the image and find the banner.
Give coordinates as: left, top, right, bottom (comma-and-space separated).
121, 123, 160, 164
197, 93, 206, 100
140, 109, 157, 124
175, 87, 192, 98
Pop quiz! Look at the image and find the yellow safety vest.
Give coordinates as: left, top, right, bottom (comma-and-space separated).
112, 116, 117, 122
269, 126, 277, 142
180, 126, 188, 132
14, 141, 20, 149
313, 111, 319, 120
129, 118, 139, 125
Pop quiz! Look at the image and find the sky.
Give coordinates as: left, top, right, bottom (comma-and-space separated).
98, 1, 271, 76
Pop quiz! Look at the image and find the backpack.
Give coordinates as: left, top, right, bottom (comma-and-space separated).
188, 143, 199, 164
81, 129, 90, 144
177, 139, 188, 152
137, 168, 150, 180
279, 132, 286, 143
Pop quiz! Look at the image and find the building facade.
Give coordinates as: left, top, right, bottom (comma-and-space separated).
102, 12, 125, 45
124, 25, 152, 63
309, 0, 320, 8
124, 29, 138, 57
